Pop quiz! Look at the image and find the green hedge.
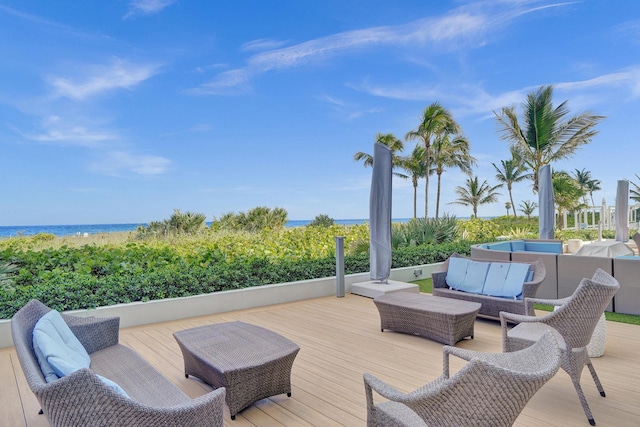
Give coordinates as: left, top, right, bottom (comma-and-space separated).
0, 240, 471, 319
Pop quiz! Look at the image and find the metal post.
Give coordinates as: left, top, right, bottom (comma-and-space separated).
335, 236, 345, 298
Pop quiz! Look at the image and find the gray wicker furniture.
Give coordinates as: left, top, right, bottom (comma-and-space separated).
11, 299, 225, 427
432, 253, 546, 319
500, 268, 620, 426
173, 321, 300, 420
373, 293, 481, 345
363, 330, 561, 426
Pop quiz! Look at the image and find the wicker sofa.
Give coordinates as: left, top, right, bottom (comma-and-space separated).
11, 299, 225, 427
432, 253, 546, 319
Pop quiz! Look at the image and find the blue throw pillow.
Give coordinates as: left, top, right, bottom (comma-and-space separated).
33, 310, 90, 381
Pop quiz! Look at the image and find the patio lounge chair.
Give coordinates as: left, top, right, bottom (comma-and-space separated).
500, 268, 619, 426
363, 331, 560, 426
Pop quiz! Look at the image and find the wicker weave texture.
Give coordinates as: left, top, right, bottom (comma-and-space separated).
174, 321, 300, 419
500, 268, 620, 426
373, 293, 480, 345
364, 331, 561, 427
11, 299, 225, 427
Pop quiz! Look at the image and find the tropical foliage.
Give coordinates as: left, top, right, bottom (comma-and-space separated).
494, 85, 604, 192
137, 209, 207, 238
0, 222, 474, 319
0, 262, 17, 294
519, 200, 538, 219
492, 157, 530, 218
211, 206, 288, 232
406, 102, 461, 218
391, 216, 459, 248
431, 129, 475, 219
397, 145, 427, 218
308, 214, 335, 227
449, 176, 502, 218
552, 171, 586, 228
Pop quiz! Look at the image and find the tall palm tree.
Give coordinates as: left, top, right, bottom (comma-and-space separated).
449, 176, 502, 218
354, 133, 404, 168
397, 145, 427, 219
494, 85, 605, 192
492, 157, 531, 219
432, 129, 475, 219
406, 102, 460, 218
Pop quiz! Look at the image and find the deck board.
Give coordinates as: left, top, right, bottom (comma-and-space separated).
2, 293, 639, 426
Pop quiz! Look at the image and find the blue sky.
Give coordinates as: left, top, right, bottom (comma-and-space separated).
1, 0, 639, 225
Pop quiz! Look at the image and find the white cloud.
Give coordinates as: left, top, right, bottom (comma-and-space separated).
49, 58, 159, 100
188, 69, 252, 95
17, 116, 117, 148
242, 38, 290, 52
90, 151, 170, 177
192, 1, 571, 95
124, 0, 175, 19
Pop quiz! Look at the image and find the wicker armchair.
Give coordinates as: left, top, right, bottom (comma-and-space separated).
11, 300, 225, 427
500, 268, 620, 426
363, 331, 560, 427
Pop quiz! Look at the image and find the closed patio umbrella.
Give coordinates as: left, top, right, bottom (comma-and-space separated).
538, 164, 554, 239
615, 180, 629, 242
369, 142, 392, 282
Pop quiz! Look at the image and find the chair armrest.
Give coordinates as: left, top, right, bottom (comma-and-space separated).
63, 314, 120, 354
38, 369, 225, 426
431, 271, 448, 289
523, 296, 571, 315
363, 372, 407, 404
442, 345, 479, 378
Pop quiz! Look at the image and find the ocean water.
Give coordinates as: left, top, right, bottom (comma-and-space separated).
0, 219, 413, 238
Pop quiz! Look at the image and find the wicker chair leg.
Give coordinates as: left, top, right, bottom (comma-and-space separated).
568, 369, 596, 426
586, 361, 606, 397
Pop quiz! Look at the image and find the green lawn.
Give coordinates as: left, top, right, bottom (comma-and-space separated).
410, 278, 640, 326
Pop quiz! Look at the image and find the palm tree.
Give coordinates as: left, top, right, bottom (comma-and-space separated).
449, 176, 502, 218
354, 133, 404, 168
397, 145, 427, 219
505, 201, 512, 217
552, 171, 586, 229
631, 174, 640, 203
492, 157, 531, 219
431, 128, 476, 220
494, 85, 605, 192
572, 168, 598, 206
519, 200, 538, 219
406, 102, 460, 218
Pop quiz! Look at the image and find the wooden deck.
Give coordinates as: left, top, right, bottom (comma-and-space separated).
2, 293, 639, 426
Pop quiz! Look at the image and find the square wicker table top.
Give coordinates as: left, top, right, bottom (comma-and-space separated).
173, 321, 300, 418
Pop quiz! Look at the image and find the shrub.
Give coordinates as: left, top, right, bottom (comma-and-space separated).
308, 214, 335, 227
211, 207, 288, 232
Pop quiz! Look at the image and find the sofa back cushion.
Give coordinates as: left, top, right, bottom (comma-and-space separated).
482, 262, 531, 299
446, 258, 490, 294
510, 240, 526, 251
446, 257, 469, 289
524, 241, 562, 254
32, 310, 90, 382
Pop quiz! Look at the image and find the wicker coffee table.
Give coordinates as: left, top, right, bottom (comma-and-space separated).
173, 321, 300, 419
373, 293, 481, 345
